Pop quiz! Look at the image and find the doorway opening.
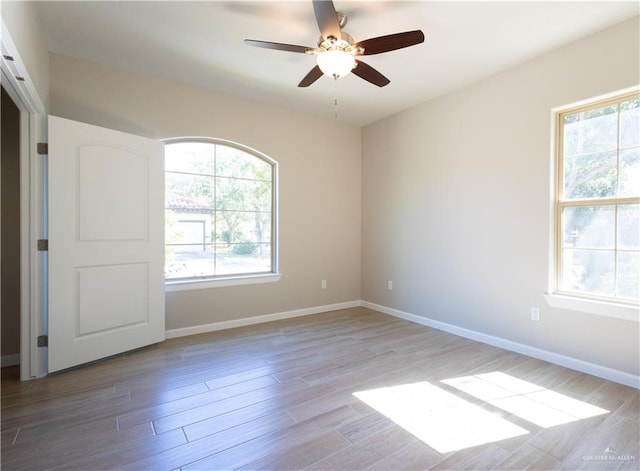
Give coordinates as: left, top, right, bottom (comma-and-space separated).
1, 85, 22, 374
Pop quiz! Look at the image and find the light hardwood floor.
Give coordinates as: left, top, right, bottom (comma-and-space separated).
1, 307, 638, 470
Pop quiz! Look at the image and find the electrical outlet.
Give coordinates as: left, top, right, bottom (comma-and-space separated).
530, 307, 540, 321
388, 280, 393, 290
321, 280, 327, 289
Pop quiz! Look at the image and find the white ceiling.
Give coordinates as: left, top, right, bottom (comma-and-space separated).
35, 1, 639, 126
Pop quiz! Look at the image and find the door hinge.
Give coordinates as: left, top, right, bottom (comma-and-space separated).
37, 335, 48, 347
37, 239, 48, 251
37, 142, 48, 155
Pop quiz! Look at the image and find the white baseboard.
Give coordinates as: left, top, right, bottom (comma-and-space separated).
165, 299, 638, 389
165, 300, 362, 339
1, 354, 20, 368
362, 301, 640, 389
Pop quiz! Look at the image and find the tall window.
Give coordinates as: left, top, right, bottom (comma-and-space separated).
555, 91, 639, 304
164, 139, 277, 282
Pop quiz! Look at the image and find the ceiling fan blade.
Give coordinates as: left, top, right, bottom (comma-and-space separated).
313, 0, 342, 40
355, 30, 425, 55
352, 60, 390, 87
298, 65, 324, 87
244, 39, 310, 54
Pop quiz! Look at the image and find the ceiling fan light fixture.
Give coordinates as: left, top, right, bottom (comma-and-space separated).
316, 49, 356, 78
245, 1, 425, 88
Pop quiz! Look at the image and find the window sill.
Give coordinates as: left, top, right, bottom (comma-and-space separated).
166, 273, 281, 292
544, 293, 639, 322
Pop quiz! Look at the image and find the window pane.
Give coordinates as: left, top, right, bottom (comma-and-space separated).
165, 142, 216, 175
557, 93, 640, 304
216, 177, 272, 212
216, 145, 271, 180
165, 140, 276, 281
233, 211, 271, 244
618, 204, 640, 250
166, 173, 215, 209
617, 251, 640, 299
619, 148, 640, 196
215, 243, 271, 275
166, 214, 213, 245
254, 213, 272, 243
165, 245, 216, 280
563, 151, 616, 199
563, 105, 618, 157
216, 210, 249, 244
562, 206, 615, 249
561, 249, 615, 296
216, 210, 271, 244
620, 98, 640, 149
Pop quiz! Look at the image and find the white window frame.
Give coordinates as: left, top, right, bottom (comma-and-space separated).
163, 137, 280, 291
546, 88, 639, 321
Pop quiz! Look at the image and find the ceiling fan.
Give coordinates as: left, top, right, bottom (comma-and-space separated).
244, 0, 425, 88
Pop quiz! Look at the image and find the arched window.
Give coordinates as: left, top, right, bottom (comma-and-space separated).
164, 139, 278, 287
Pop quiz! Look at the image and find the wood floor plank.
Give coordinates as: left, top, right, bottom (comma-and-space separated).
1, 307, 638, 471
1, 383, 121, 423
238, 429, 351, 470
117, 380, 209, 405
3, 420, 155, 470
558, 414, 640, 470
336, 410, 395, 444
527, 415, 607, 460
272, 347, 379, 383
7, 393, 132, 444
184, 406, 358, 471
153, 378, 328, 434
183, 407, 295, 442
0, 428, 18, 448
492, 443, 562, 470
117, 375, 293, 430
134, 405, 358, 471
370, 440, 443, 470
304, 424, 418, 471
49, 428, 187, 471
286, 388, 370, 423
429, 443, 511, 470
125, 412, 295, 470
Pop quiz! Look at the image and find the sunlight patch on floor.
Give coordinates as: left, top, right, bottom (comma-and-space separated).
353, 381, 529, 453
353, 372, 609, 454
442, 372, 609, 428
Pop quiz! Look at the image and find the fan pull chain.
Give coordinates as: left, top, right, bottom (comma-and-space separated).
333, 76, 339, 119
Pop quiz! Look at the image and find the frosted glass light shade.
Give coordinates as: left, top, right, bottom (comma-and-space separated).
317, 50, 356, 78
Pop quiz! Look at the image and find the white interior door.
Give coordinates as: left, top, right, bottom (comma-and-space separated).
48, 116, 165, 373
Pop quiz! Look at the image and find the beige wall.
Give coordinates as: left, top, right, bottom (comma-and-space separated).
50, 54, 362, 330
362, 18, 640, 376
9, 5, 638, 379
